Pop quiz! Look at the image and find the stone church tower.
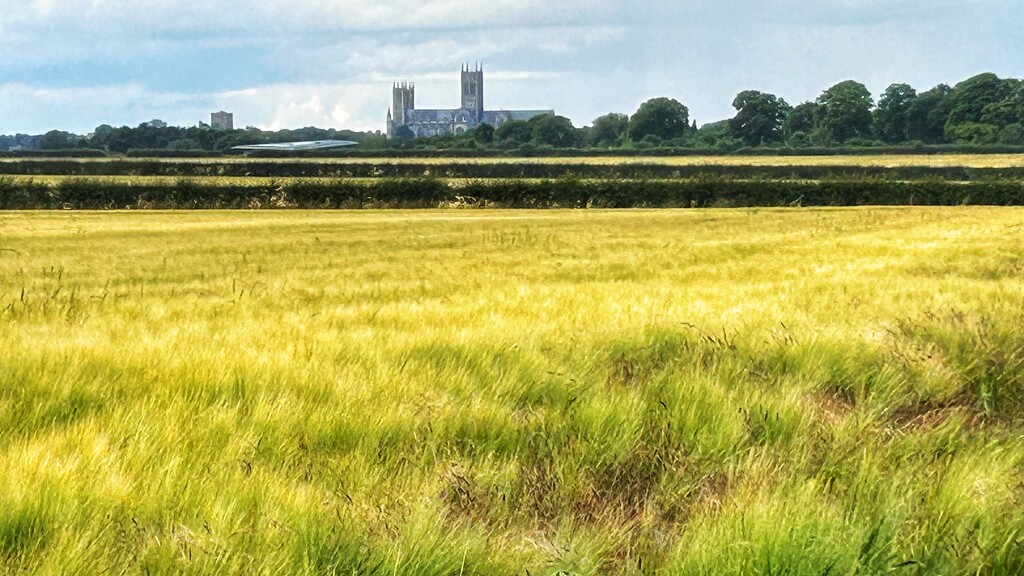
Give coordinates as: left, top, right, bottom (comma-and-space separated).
461, 63, 484, 123
391, 81, 415, 127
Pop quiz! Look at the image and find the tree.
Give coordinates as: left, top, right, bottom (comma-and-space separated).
391, 125, 415, 141
814, 80, 874, 143
588, 113, 628, 147
905, 84, 951, 143
531, 115, 579, 147
473, 123, 494, 145
945, 73, 1013, 132
88, 124, 114, 149
874, 83, 917, 143
947, 122, 999, 145
38, 130, 79, 149
998, 123, 1024, 145
167, 138, 202, 150
729, 90, 791, 146
695, 120, 736, 148
494, 120, 533, 145
981, 100, 1020, 128
628, 97, 690, 142
980, 82, 1024, 128
784, 102, 818, 142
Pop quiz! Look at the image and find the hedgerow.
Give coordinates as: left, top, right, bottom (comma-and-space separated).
2, 176, 1022, 209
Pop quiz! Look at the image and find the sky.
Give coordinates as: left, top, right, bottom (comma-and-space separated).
0, 0, 1021, 135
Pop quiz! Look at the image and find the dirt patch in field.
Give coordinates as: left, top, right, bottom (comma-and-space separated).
808, 389, 856, 425
888, 396, 985, 432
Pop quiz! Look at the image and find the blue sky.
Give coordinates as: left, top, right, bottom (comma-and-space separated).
0, 0, 1021, 134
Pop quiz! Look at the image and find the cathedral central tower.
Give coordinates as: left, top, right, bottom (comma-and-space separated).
461, 63, 484, 122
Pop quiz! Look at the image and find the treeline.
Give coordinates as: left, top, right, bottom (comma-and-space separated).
20, 124, 390, 154
412, 72, 1024, 151
7, 71, 1023, 155
3, 176, 1023, 209
0, 134, 41, 151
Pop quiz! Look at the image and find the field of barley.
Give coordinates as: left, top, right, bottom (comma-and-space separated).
2, 208, 1024, 574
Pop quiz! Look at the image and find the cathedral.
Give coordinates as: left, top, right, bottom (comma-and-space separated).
387, 63, 554, 139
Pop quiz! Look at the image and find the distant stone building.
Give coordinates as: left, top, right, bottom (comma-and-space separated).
387, 63, 553, 139
211, 111, 234, 131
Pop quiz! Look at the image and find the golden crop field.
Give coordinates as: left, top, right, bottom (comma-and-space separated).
4, 153, 1024, 168
2, 208, 1024, 574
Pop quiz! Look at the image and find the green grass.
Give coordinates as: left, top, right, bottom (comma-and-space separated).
1, 208, 1023, 574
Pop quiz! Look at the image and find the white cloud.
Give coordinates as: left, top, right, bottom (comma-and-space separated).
2, 0, 619, 34
0, 80, 390, 134
216, 83, 386, 131
328, 26, 625, 78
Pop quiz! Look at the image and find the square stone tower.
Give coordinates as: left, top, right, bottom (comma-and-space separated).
461, 63, 484, 122
392, 82, 415, 127
211, 111, 234, 130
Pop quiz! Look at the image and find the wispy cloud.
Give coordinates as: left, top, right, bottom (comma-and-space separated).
3, 0, 620, 35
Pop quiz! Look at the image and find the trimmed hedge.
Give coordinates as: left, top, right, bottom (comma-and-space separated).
3, 176, 1023, 209
3, 159, 1024, 181
6, 144, 1024, 160
232, 144, 1024, 158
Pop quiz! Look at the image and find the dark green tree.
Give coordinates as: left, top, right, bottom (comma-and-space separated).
167, 138, 202, 150
814, 80, 874, 143
38, 130, 79, 149
980, 81, 1024, 128
628, 97, 690, 142
729, 90, 791, 146
905, 84, 951, 143
391, 125, 416, 141
88, 124, 115, 150
783, 102, 818, 142
473, 123, 494, 145
696, 120, 738, 148
531, 115, 579, 147
103, 126, 137, 153
947, 122, 999, 145
494, 120, 533, 145
998, 123, 1024, 145
874, 83, 917, 143
981, 100, 1020, 128
945, 73, 1013, 132
588, 113, 628, 147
